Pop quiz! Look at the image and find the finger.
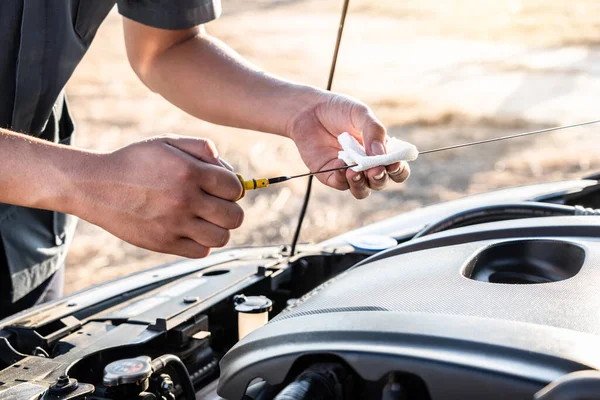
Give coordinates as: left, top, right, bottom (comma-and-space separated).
387, 161, 411, 183
347, 169, 370, 199
172, 238, 211, 258
184, 218, 231, 248
385, 161, 402, 177
350, 105, 388, 157
195, 191, 245, 230
199, 163, 244, 201
218, 157, 234, 171
349, 106, 391, 190
164, 142, 243, 201
163, 136, 222, 167
366, 166, 388, 190
324, 159, 351, 191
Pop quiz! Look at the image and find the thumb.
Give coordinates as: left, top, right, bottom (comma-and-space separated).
163, 135, 222, 167
351, 105, 388, 156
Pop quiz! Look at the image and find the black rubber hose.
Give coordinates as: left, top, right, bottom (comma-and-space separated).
274, 373, 336, 400
274, 364, 342, 400
413, 202, 600, 239
151, 354, 195, 400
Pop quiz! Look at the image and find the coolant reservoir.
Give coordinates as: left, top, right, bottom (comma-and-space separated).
234, 294, 273, 339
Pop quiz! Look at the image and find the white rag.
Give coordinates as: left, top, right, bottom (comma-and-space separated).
337, 132, 419, 172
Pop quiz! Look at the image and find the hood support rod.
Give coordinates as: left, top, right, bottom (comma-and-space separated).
290, 0, 351, 256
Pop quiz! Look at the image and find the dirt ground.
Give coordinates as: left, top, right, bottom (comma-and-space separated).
64, 0, 600, 294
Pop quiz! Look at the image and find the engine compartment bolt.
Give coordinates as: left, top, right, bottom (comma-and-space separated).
161, 379, 174, 391
49, 374, 78, 394
56, 375, 69, 386
157, 374, 175, 397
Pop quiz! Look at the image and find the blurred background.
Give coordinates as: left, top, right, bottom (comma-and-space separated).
64, 0, 600, 294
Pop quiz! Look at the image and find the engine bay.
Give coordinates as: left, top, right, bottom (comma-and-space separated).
0, 178, 599, 400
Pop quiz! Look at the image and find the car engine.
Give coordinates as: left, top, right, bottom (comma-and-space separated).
0, 178, 599, 400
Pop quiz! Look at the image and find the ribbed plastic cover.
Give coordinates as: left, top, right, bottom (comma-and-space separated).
274, 238, 600, 335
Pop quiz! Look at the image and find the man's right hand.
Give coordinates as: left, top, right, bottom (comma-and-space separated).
74, 135, 244, 258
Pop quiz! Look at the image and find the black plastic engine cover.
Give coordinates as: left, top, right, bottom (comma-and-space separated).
218, 217, 600, 400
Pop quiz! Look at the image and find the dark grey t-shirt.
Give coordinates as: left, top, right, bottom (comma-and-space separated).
0, 0, 221, 303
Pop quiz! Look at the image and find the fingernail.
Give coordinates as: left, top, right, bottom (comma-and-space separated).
206, 140, 219, 158
352, 174, 362, 182
389, 164, 404, 175
219, 157, 234, 171
371, 140, 386, 156
374, 171, 386, 180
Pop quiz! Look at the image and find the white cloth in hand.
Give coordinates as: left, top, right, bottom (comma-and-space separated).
337, 132, 419, 172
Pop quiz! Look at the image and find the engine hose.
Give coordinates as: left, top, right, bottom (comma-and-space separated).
274, 364, 343, 400
253, 384, 280, 400
413, 203, 600, 239
151, 354, 195, 400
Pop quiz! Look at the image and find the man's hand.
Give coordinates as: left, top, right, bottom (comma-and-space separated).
74, 135, 244, 258
122, 21, 409, 200
287, 92, 411, 199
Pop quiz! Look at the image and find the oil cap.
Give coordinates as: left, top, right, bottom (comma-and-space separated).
103, 356, 153, 387
234, 295, 273, 339
234, 295, 273, 314
346, 234, 397, 252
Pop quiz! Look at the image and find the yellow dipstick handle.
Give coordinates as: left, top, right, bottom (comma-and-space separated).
234, 165, 351, 201
236, 174, 269, 200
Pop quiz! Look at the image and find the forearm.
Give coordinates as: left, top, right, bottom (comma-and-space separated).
129, 26, 324, 137
0, 128, 251, 257
0, 129, 91, 213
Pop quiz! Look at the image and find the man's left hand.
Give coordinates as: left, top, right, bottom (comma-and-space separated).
287, 92, 410, 199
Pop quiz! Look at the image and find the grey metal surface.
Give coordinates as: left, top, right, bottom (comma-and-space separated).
0, 249, 247, 328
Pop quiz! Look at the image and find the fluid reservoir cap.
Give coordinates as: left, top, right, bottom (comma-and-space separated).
234, 294, 273, 314
346, 234, 397, 252
103, 356, 152, 387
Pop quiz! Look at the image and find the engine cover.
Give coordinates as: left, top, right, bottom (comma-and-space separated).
218, 217, 600, 400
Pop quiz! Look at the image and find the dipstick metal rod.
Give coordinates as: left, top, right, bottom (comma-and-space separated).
236, 118, 600, 194
419, 119, 600, 155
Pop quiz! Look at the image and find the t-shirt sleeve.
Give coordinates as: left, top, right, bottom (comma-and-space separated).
117, 0, 222, 30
